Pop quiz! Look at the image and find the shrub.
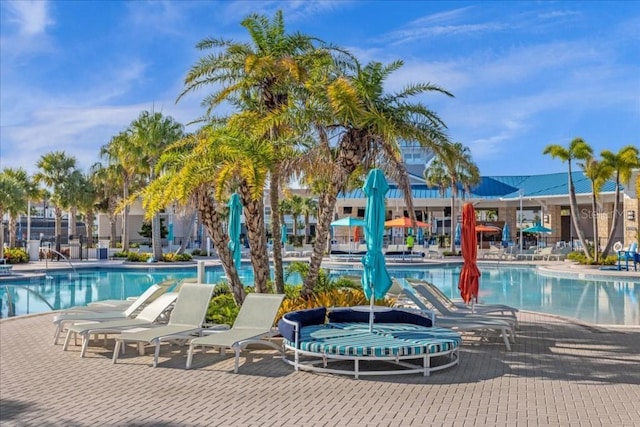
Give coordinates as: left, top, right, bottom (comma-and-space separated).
162, 253, 193, 262
113, 251, 128, 258
126, 252, 152, 262
3, 248, 29, 264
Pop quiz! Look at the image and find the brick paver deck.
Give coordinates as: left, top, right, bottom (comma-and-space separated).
1, 310, 639, 426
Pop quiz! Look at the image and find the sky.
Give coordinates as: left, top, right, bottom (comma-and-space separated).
1, 0, 639, 178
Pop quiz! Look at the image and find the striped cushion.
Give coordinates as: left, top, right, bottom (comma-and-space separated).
285, 322, 461, 357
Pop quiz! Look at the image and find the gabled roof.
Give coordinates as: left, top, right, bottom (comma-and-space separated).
339, 171, 620, 200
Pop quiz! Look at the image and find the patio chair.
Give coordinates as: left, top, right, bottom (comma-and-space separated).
62, 292, 179, 357
112, 283, 215, 367
185, 293, 285, 372
617, 242, 638, 271
407, 279, 519, 328
84, 279, 177, 309
52, 283, 169, 345
395, 279, 515, 350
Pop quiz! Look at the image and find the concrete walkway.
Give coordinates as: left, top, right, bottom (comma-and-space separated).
1, 310, 639, 426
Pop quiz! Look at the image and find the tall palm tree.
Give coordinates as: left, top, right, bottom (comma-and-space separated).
34, 151, 78, 255
140, 124, 274, 302
76, 172, 100, 248
90, 162, 123, 247
424, 142, 480, 252
1, 168, 36, 247
128, 110, 184, 260
300, 196, 318, 244
579, 156, 613, 263
295, 59, 452, 294
543, 138, 593, 259
0, 172, 25, 258
100, 131, 144, 252
600, 146, 640, 257
179, 10, 327, 294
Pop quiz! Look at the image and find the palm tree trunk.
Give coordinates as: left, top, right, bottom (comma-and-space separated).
8, 215, 17, 248
601, 173, 621, 257
0, 208, 5, 259
270, 169, 285, 294
108, 203, 117, 248
591, 189, 599, 263
196, 190, 245, 304
151, 213, 162, 260
303, 190, 337, 296
240, 190, 270, 294
69, 208, 77, 238
84, 211, 95, 248
122, 181, 130, 252
567, 164, 591, 258
54, 206, 62, 259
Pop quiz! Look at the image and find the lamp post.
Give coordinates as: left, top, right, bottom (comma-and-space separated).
519, 190, 524, 253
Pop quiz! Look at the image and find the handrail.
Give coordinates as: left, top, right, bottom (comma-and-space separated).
2, 284, 55, 317
39, 246, 77, 276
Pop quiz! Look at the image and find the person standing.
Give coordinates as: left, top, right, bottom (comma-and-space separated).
406, 234, 415, 252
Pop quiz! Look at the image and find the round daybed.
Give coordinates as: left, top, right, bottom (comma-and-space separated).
278, 307, 461, 379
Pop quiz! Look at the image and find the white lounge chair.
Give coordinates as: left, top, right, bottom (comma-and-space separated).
112, 283, 215, 367
85, 279, 178, 309
185, 293, 285, 372
396, 279, 515, 350
408, 279, 519, 329
52, 284, 169, 345
62, 292, 179, 357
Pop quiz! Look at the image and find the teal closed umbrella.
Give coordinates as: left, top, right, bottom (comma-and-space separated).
227, 193, 242, 269
361, 169, 391, 331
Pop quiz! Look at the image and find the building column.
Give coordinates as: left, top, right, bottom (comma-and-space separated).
545, 205, 562, 245
623, 198, 639, 247
499, 206, 517, 241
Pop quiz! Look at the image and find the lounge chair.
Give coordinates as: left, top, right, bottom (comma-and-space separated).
62, 292, 179, 357
185, 293, 285, 372
52, 283, 169, 345
408, 279, 519, 328
112, 283, 215, 367
85, 279, 178, 308
617, 242, 638, 271
395, 279, 515, 350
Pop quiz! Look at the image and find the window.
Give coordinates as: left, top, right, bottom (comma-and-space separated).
343, 207, 353, 214
357, 208, 365, 217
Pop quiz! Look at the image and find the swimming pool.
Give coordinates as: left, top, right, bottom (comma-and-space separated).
1, 265, 638, 326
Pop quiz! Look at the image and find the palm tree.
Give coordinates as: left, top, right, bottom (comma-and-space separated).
34, 151, 78, 256
128, 110, 184, 260
90, 162, 123, 248
140, 124, 274, 303
600, 146, 640, 257
76, 172, 101, 248
1, 168, 37, 247
300, 197, 318, 244
100, 131, 144, 252
0, 172, 25, 258
424, 142, 480, 252
295, 59, 452, 294
579, 156, 613, 263
543, 138, 593, 259
179, 10, 327, 294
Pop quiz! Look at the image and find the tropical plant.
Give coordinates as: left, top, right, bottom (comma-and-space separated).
600, 146, 640, 257
90, 162, 122, 247
424, 142, 480, 252
579, 156, 613, 263
128, 110, 184, 260
300, 196, 318, 244
178, 10, 329, 294
543, 138, 593, 259
294, 59, 452, 295
34, 151, 79, 254
0, 172, 25, 258
1, 168, 33, 247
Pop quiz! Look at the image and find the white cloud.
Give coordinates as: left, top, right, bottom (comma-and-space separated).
2, 0, 53, 35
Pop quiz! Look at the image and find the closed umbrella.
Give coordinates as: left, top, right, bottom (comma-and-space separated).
458, 203, 481, 305
361, 169, 391, 332
502, 223, 510, 242
417, 227, 424, 245
281, 224, 288, 245
227, 193, 242, 269
454, 222, 461, 246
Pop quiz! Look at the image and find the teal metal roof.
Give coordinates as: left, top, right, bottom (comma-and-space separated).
339, 172, 620, 200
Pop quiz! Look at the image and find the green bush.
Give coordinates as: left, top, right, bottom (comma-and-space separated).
126, 252, 152, 262
566, 252, 617, 265
113, 251, 128, 258
3, 247, 29, 264
162, 253, 193, 262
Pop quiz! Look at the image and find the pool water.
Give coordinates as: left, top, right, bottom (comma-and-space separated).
1, 265, 638, 326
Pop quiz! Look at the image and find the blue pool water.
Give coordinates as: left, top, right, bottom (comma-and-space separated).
1, 265, 638, 325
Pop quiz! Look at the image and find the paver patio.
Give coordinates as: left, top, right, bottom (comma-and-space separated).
1, 309, 639, 426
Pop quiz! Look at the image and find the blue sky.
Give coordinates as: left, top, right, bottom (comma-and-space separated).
1, 1, 639, 177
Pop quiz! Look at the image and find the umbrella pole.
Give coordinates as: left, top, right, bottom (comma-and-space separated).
369, 286, 375, 332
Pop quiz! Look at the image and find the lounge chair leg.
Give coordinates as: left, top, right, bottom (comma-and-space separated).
53, 324, 62, 345
234, 347, 241, 373
113, 340, 121, 363
502, 328, 511, 351
153, 342, 160, 367
186, 344, 194, 369
80, 335, 89, 358
62, 330, 73, 351
137, 343, 145, 356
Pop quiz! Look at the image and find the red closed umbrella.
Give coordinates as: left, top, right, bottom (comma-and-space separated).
458, 203, 481, 304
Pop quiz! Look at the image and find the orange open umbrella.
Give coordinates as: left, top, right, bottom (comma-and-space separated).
458, 203, 481, 304
384, 217, 430, 228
